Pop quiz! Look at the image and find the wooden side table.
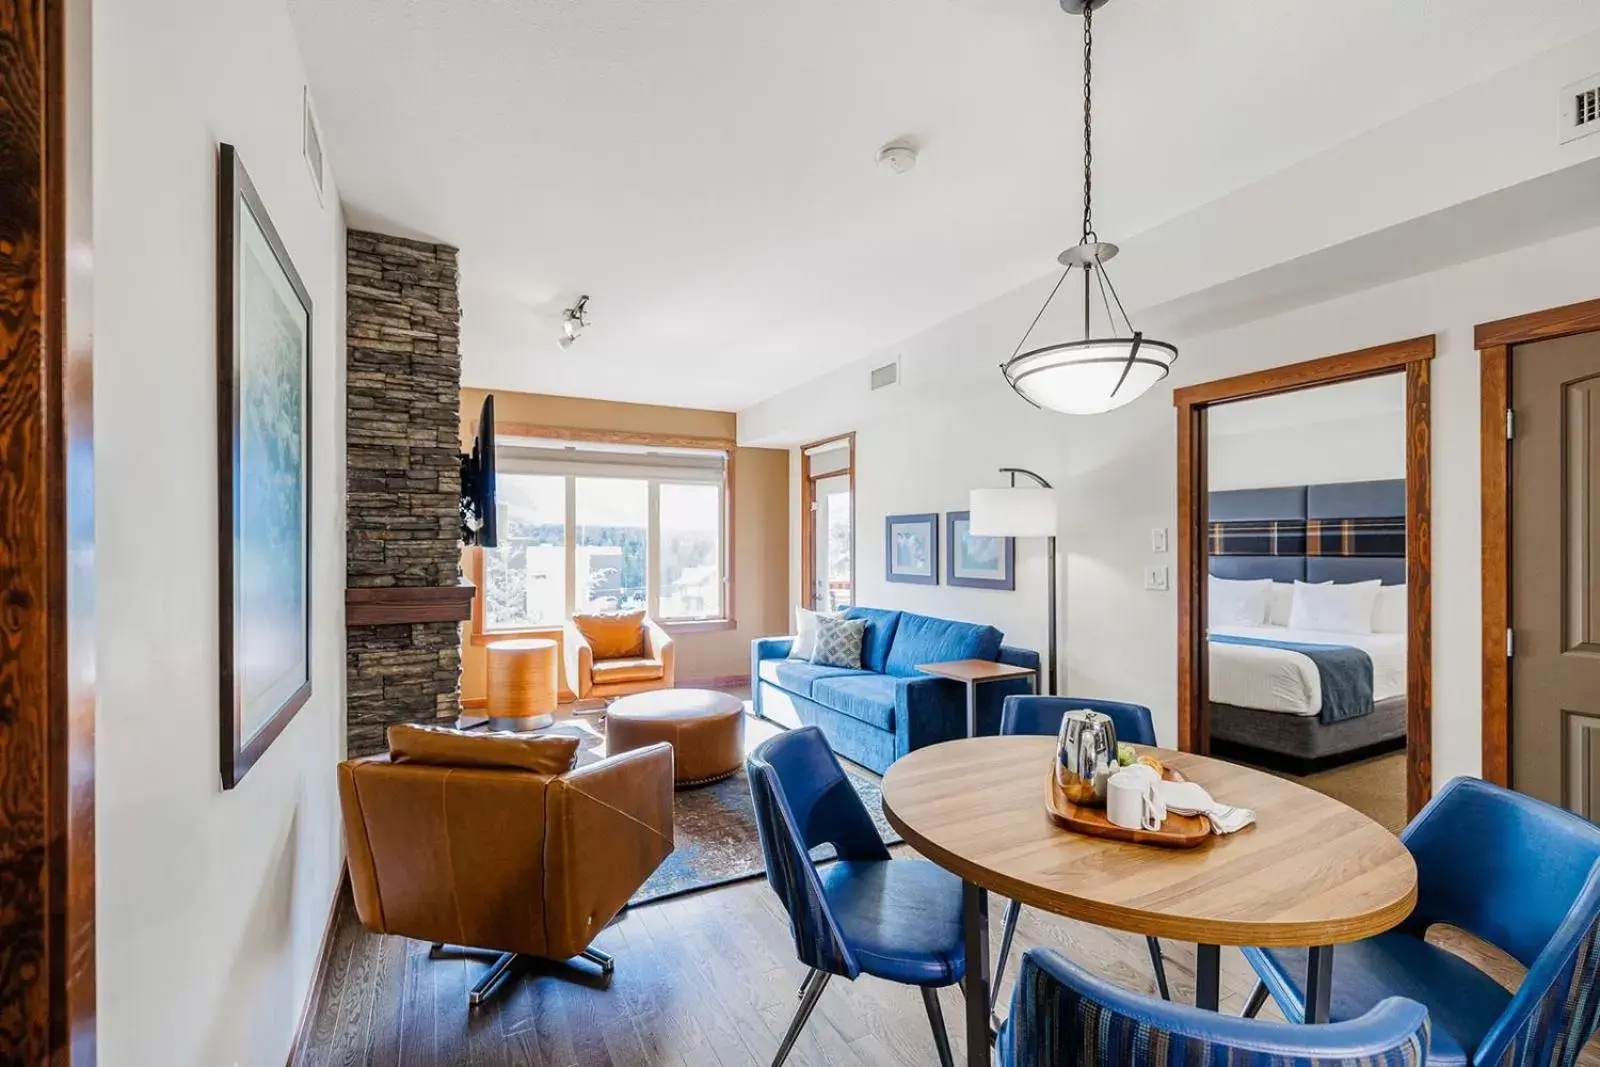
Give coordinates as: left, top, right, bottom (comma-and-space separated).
485, 638, 558, 731
916, 658, 1039, 738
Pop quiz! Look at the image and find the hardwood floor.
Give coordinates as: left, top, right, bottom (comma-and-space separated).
298, 869, 1280, 1067
304, 702, 1596, 1066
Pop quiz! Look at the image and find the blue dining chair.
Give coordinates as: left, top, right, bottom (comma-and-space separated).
992, 695, 1172, 1005
998, 947, 1430, 1067
1243, 776, 1600, 1067
748, 726, 965, 1067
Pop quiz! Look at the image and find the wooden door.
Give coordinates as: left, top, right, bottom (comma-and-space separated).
0, 0, 96, 1058
1511, 331, 1600, 813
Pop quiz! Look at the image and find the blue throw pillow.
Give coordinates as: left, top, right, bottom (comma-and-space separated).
811, 616, 867, 669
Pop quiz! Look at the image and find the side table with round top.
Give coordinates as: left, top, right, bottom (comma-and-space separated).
485, 638, 559, 731
882, 736, 1418, 1067
606, 688, 745, 787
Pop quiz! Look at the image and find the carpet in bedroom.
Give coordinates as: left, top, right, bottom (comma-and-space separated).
1269, 750, 1407, 833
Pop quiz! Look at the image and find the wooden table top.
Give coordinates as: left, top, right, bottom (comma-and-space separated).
916, 659, 1038, 683
881, 737, 1417, 948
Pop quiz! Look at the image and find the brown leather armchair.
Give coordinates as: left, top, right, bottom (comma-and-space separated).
564, 613, 676, 700
338, 724, 674, 1005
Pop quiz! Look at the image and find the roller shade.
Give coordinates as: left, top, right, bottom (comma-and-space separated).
497, 439, 727, 484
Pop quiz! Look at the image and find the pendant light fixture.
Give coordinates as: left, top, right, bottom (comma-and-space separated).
1000, 0, 1177, 415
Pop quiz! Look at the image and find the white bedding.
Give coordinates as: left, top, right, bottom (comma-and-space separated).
1207, 624, 1407, 717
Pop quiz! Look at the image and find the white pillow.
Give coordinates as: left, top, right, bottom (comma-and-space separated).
1208, 577, 1273, 627
1288, 580, 1382, 635
789, 607, 842, 660
1267, 581, 1328, 627
1373, 584, 1407, 634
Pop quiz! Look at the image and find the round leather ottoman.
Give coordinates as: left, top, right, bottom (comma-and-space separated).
605, 689, 745, 787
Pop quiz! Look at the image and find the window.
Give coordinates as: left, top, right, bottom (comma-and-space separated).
659, 482, 723, 619
481, 438, 730, 631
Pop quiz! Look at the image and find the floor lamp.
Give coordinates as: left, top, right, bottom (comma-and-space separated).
969, 468, 1058, 695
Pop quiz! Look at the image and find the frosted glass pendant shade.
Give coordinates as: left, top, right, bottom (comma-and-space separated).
1002, 336, 1178, 415
969, 487, 1058, 537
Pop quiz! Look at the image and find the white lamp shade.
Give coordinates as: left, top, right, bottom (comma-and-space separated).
969, 487, 1057, 537
1003, 337, 1178, 415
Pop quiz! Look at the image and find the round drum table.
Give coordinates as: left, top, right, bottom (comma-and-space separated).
881, 736, 1417, 1067
485, 638, 559, 731
606, 688, 745, 786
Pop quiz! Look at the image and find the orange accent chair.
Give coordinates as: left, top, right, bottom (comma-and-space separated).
338, 724, 675, 1005
563, 610, 676, 700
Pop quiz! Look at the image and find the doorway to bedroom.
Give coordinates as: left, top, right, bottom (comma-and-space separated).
1175, 337, 1435, 828
1204, 376, 1410, 831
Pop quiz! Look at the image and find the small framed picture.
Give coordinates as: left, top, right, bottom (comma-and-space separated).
885, 513, 939, 585
946, 511, 1015, 590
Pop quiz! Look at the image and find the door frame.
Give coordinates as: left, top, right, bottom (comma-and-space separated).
1, 0, 96, 1060
1173, 335, 1436, 819
800, 432, 855, 611
1477, 297, 1600, 787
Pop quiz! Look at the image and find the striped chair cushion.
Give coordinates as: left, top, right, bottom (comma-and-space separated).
1008, 951, 1429, 1067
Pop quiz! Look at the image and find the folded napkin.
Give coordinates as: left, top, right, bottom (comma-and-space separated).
1158, 780, 1256, 835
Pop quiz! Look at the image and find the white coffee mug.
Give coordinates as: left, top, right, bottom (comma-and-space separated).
1106, 767, 1166, 831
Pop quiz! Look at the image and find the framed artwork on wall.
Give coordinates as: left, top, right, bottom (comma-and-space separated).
945, 510, 1015, 590
218, 143, 314, 789
885, 513, 939, 585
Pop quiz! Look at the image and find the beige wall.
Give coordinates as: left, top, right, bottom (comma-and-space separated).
461, 388, 788, 701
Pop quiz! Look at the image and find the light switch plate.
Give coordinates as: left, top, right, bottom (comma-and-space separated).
1151, 527, 1169, 553
1144, 566, 1170, 592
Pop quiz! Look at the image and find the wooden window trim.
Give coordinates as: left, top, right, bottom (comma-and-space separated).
800, 432, 856, 612
1475, 297, 1600, 788
465, 424, 738, 637
1174, 336, 1436, 819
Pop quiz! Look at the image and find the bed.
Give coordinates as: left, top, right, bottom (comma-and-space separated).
1206, 480, 1407, 771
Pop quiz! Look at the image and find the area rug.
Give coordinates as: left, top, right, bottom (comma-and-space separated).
536, 714, 900, 907
630, 765, 901, 906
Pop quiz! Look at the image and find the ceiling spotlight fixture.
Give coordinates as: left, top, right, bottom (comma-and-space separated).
876, 140, 918, 174
558, 294, 590, 350
999, 0, 1177, 416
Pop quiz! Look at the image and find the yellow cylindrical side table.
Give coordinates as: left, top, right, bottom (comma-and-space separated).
485, 638, 558, 731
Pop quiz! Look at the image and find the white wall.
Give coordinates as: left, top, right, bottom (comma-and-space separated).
95, 2, 346, 1064
760, 223, 1600, 791
1207, 376, 1406, 491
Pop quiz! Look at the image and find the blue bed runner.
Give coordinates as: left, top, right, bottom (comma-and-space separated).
1210, 634, 1375, 724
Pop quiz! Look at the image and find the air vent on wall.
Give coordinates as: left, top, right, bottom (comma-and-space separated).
303, 87, 325, 202
1561, 74, 1600, 145
869, 358, 900, 391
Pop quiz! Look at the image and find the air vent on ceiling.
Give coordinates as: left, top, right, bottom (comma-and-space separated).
869, 358, 900, 391
1560, 74, 1600, 145
302, 87, 325, 202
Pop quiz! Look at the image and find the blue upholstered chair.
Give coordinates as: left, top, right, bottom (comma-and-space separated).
748, 726, 965, 1067
1244, 776, 1600, 1067
998, 947, 1430, 1067
992, 695, 1172, 1004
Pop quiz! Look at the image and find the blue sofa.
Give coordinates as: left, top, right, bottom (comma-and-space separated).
750, 607, 1041, 774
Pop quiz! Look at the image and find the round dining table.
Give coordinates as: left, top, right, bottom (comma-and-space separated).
881, 737, 1418, 1067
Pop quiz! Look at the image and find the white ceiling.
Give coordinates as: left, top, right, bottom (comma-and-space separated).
287, 0, 1600, 411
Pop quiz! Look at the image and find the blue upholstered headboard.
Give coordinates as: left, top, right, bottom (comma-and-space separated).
1207, 479, 1406, 586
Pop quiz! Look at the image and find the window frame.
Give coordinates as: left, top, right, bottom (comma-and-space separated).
468, 424, 737, 645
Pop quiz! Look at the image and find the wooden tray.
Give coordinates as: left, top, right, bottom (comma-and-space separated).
1046, 766, 1211, 848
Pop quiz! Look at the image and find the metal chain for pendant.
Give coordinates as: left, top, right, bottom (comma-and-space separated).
1082, 5, 1094, 246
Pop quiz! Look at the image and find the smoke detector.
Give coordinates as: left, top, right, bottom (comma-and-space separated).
876, 141, 918, 174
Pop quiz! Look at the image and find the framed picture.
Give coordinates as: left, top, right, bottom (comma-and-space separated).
945, 510, 1015, 590
885, 513, 939, 585
218, 143, 314, 789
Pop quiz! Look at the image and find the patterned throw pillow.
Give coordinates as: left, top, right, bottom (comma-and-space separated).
810, 615, 866, 669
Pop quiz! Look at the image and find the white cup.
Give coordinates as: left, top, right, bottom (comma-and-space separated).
1106, 767, 1167, 831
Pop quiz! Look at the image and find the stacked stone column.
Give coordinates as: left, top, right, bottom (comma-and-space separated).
344, 231, 463, 756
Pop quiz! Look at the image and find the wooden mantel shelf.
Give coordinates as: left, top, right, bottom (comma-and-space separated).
346, 581, 476, 626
